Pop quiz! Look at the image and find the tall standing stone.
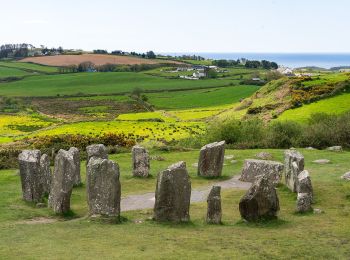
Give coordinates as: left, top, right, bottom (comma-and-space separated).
206, 186, 222, 224
68, 147, 81, 186
239, 175, 280, 221
198, 141, 225, 177
284, 150, 304, 192
86, 144, 108, 164
18, 150, 44, 202
40, 154, 51, 195
296, 169, 314, 212
132, 145, 150, 178
48, 149, 76, 214
87, 157, 121, 219
240, 159, 284, 186
154, 161, 191, 222
296, 193, 312, 213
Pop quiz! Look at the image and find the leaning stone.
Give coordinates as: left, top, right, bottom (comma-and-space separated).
284, 149, 304, 192
296, 193, 312, 213
297, 170, 313, 200
313, 159, 330, 164
87, 157, 121, 219
206, 186, 222, 224
341, 172, 350, 181
86, 144, 108, 163
198, 141, 225, 177
68, 147, 81, 186
48, 149, 75, 214
132, 145, 150, 178
18, 150, 44, 202
239, 175, 279, 221
40, 154, 51, 195
327, 146, 342, 152
154, 161, 191, 222
240, 159, 284, 186
255, 152, 273, 160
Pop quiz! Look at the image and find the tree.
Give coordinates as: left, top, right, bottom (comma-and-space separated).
146, 51, 156, 59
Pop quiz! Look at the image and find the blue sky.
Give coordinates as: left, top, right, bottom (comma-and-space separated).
1, 0, 349, 53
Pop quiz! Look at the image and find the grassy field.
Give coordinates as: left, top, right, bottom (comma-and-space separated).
0, 61, 58, 73
0, 148, 349, 258
278, 91, 350, 122
146, 85, 259, 110
0, 72, 236, 97
0, 66, 31, 78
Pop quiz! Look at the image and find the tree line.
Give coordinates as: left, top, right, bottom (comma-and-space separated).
212, 59, 278, 69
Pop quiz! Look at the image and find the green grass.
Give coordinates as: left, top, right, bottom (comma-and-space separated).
147, 85, 260, 110
302, 72, 349, 87
278, 92, 350, 122
0, 61, 58, 73
0, 149, 349, 258
0, 72, 236, 97
0, 66, 31, 78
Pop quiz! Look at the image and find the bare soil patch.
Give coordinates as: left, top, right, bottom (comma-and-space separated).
18, 217, 57, 225
20, 54, 180, 66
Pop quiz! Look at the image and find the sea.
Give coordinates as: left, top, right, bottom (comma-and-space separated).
162, 53, 350, 69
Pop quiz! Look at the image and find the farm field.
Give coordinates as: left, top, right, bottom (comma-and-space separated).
0, 61, 58, 73
0, 72, 236, 97
20, 54, 181, 66
0, 148, 349, 258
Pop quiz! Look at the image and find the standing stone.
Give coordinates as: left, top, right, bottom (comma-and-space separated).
284, 150, 304, 192
239, 175, 280, 221
87, 157, 121, 218
86, 144, 108, 164
132, 145, 150, 178
297, 170, 313, 200
18, 150, 44, 202
48, 149, 75, 214
68, 147, 81, 186
296, 193, 312, 213
240, 159, 284, 186
40, 154, 51, 195
206, 186, 222, 224
198, 141, 225, 177
154, 161, 191, 222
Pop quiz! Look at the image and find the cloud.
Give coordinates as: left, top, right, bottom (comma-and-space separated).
23, 19, 48, 24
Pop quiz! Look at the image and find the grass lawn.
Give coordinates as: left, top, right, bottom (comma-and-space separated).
0, 61, 58, 73
278, 92, 350, 122
0, 148, 349, 258
146, 85, 259, 110
0, 66, 31, 78
0, 72, 235, 97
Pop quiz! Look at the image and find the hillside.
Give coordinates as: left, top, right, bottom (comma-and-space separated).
20, 54, 180, 66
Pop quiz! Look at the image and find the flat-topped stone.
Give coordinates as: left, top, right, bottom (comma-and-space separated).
198, 141, 225, 177
313, 159, 330, 164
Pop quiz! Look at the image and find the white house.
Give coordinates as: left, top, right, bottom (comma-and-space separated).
193, 69, 206, 78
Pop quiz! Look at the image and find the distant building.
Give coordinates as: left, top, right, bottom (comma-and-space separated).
277, 67, 295, 76
193, 69, 207, 78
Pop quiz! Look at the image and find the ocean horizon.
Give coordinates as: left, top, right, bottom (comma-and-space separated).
161, 52, 350, 69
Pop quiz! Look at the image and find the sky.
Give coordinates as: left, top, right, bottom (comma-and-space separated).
0, 0, 349, 53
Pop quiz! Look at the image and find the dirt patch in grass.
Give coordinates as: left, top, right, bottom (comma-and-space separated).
18, 217, 57, 225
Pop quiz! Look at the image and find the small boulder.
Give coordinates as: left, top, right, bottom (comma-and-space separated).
296, 193, 312, 213
255, 152, 273, 160
86, 144, 108, 163
154, 161, 191, 222
68, 147, 81, 186
132, 145, 150, 178
18, 150, 44, 203
48, 149, 76, 214
224, 155, 234, 160
198, 141, 225, 177
240, 159, 284, 186
313, 159, 330, 164
239, 175, 280, 221
87, 157, 121, 219
305, 147, 316, 150
327, 146, 343, 152
284, 149, 304, 192
341, 172, 350, 181
206, 186, 222, 224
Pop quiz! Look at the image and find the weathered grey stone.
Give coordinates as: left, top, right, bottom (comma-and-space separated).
240, 159, 284, 186
198, 141, 225, 177
327, 146, 343, 152
40, 154, 51, 195
256, 152, 273, 160
313, 159, 330, 164
68, 147, 81, 186
296, 193, 312, 213
132, 145, 150, 178
87, 157, 121, 218
86, 144, 108, 163
341, 172, 350, 181
154, 161, 191, 222
48, 149, 75, 214
239, 175, 280, 221
297, 170, 313, 200
18, 150, 44, 202
206, 186, 222, 224
284, 149, 304, 192
305, 147, 316, 150
224, 155, 234, 160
